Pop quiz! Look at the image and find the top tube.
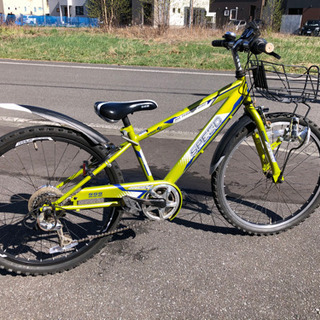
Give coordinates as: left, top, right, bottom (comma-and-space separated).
135, 78, 245, 143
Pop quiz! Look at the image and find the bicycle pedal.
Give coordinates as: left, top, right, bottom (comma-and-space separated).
49, 241, 78, 254
122, 196, 141, 213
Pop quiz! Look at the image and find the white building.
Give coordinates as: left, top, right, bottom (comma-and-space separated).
0, 0, 49, 16
169, 0, 215, 27
133, 0, 215, 27
48, 0, 87, 17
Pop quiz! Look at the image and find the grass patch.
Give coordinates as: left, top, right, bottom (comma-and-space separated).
0, 26, 319, 70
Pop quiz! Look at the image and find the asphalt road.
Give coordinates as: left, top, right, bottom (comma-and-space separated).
0, 60, 319, 320
0, 59, 233, 136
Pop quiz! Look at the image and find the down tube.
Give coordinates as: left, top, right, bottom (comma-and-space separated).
165, 90, 244, 184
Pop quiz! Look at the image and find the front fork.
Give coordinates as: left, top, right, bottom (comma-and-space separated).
245, 102, 283, 183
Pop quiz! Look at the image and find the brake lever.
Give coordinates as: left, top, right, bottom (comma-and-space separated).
269, 52, 281, 60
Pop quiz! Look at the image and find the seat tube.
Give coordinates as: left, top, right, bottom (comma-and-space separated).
121, 125, 154, 181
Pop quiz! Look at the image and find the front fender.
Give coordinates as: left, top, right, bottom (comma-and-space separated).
0, 103, 109, 145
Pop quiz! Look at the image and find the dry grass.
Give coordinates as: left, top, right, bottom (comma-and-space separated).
111, 26, 222, 43
0, 25, 319, 70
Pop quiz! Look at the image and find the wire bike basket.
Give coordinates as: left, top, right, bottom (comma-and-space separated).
249, 60, 320, 104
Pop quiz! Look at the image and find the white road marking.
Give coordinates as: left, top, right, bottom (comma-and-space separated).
0, 60, 230, 141
0, 60, 234, 77
0, 116, 224, 141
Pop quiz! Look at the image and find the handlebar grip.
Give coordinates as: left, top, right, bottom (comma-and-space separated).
257, 41, 274, 54
251, 38, 274, 55
212, 40, 225, 47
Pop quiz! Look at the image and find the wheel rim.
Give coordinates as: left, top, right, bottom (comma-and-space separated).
0, 130, 119, 267
220, 120, 320, 231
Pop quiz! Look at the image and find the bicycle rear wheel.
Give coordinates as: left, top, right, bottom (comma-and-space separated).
212, 113, 320, 235
0, 126, 124, 275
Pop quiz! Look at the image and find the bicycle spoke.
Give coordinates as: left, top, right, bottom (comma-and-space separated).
214, 116, 320, 234
0, 126, 123, 274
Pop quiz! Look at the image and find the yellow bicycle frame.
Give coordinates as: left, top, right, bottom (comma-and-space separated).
52, 76, 282, 218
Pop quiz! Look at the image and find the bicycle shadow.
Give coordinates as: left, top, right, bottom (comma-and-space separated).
118, 167, 246, 237
0, 165, 244, 277
173, 189, 246, 236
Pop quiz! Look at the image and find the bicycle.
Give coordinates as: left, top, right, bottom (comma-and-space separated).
0, 23, 319, 275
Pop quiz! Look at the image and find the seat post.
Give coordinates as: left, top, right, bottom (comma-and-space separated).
122, 116, 131, 127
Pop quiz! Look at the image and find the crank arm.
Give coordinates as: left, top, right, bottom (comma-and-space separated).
123, 195, 166, 208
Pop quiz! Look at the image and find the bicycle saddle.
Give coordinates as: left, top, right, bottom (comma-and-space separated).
94, 100, 158, 123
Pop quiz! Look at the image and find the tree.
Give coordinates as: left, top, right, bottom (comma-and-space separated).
86, 0, 131, 29
262, 0, 283, 31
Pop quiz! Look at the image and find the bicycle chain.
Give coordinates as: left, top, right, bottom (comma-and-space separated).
29, 190, 155, 246
73, 215, 153, 244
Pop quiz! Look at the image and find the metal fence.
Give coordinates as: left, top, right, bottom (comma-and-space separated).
0, 14, 99, 28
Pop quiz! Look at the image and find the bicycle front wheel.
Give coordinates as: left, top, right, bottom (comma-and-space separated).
0, 126, 124, 275
212, 113, 320, 235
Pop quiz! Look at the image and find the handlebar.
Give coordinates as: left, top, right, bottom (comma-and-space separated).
212, 23, 281, 59
211, 40, 226, 48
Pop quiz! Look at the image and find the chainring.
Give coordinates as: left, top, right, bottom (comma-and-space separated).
141, 184, 182, 220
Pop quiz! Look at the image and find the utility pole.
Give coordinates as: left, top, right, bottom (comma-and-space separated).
189, 0, 193, 27
42, 0, 46, 25
67, 0, 70, 20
